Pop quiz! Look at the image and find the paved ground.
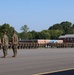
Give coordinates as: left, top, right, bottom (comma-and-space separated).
34, 68, 74, 75
0, 48, 74, 75
41, 70, 74, 75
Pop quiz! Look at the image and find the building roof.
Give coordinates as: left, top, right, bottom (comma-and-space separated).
59, 34, 74, 38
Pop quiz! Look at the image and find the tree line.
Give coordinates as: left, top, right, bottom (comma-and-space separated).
0, 21, 74, 41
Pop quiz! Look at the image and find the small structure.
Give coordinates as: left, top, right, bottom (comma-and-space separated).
58, 34, 74, 43
19, 39, 63, 44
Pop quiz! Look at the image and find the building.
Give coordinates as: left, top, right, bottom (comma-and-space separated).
19, 39, 63, 44
58, 34, 74, 43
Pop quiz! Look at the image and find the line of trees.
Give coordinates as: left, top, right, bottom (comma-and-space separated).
20, 21, 74, 40
0, 21, 74, 41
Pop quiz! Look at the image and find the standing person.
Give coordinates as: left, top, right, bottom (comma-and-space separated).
2, 31, 9, 58
12, 30, 18, 57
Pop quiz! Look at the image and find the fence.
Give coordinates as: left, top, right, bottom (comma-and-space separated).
0, 43, 74, 50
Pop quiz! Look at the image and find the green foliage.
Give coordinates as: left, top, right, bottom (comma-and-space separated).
40, 30, 50, 39
27, 32, 33, 39
19, 21, 74, 40
60, 21, 72, 34
20, 25, 29, 40
49, 30, 63, 39
20, 25, 29, 33
0, 23, 15, 41
0, 21, 74, 40
49, 23, 63, 30
48, 21, 74, 35
30, 30, 37, 39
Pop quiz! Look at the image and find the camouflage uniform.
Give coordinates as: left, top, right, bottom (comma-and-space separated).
2, 32, 9, 58
12, 31, 18, 57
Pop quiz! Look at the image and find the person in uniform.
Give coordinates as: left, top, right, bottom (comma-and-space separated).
12, 30, 18, 57
2, 31, 9, 58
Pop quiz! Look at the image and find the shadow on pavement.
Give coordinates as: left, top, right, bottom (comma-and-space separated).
42, 69, 74, 75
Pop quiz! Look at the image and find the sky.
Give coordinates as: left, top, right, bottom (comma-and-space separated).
0, 0, 74, 32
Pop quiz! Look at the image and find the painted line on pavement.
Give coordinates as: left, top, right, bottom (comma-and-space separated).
32, 68, 74, 75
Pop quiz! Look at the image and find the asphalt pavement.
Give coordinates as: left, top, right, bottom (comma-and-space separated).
0, 48, 74, 75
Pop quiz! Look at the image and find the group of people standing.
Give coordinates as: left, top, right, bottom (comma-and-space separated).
1, 30, 18, 58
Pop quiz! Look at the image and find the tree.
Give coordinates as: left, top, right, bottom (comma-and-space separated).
20, 25, 29, 40
0, 26, 2, 38
40, 30, 50, 39
48, 21, 73, 35
0, 23, 15, 41
1, 23, 10, 32
20, 25, 29, 33
49, 30, 63, 39
30, 30, 37, 39
60, 21, 72, 34
48, 23, 63, 30
27, 32, 33, 39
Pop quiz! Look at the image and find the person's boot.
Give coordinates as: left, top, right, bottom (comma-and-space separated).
12, 54, 16, 57
2, 55, 7, 58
